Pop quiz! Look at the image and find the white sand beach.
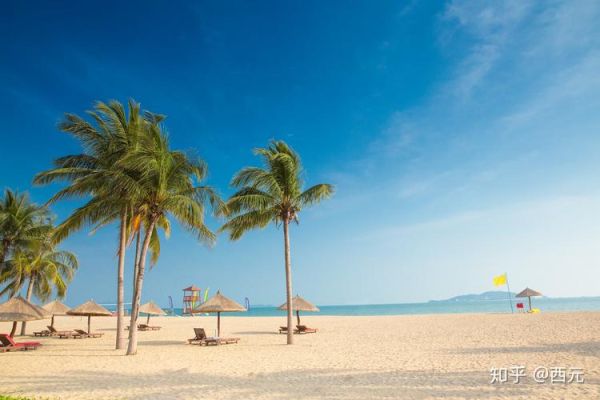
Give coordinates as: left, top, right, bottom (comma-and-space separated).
1, 312, 598, 399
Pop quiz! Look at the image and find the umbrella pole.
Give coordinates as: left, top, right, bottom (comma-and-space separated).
296, 310, 300, 326
147, 314, 150, 325
88, 315, 91, 334
528, 296, 532, 312
10, 321, 17, 337
51, 315, 55, 328
217, 312, 221, 337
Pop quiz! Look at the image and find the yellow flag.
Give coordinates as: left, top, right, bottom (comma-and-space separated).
493, 273, 507, 287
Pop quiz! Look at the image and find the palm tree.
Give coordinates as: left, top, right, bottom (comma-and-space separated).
0, 190, 52, 264
122, 120, 222, 355
34, 100, 148, 349
220, 140, 333, 344
0, 236, 79, 335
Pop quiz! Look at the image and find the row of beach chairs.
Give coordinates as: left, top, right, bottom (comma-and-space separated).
125, 324, 161, 331
33, 326, 104, 339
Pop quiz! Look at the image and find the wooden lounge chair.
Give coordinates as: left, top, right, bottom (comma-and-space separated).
279, 326, 300, 334
58, 330, 85, 339
219, 337, 240, 344
138, 324, 161, 331
188, 328, 240, 346
75, 329, 103, 338
296, 325, 317, 334
0, 333, 41, 352
39, 326, 72, 337
188, 328, 209, 345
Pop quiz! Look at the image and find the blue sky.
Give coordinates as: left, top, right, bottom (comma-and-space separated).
1, 0, 599, 307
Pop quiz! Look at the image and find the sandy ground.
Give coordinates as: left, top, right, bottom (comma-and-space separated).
0, 312, 598, 399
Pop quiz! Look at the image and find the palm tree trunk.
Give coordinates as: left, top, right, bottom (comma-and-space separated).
115, 210, 127, 350
128, 230, 142, 343
133, 230, 142, 293
126, 220, 156, 355
283, 218, 294, 345
20, 276, 35, 336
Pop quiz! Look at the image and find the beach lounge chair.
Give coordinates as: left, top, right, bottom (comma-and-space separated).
296, 325, 317, 334
0, 333, 41, 352
279, 326, 300, 334
58, 330, 85, 339
188, 328, 240, 346
75, 329, 103, 338
188, 328, 209, 345
220, 337, 240, 344
138, 324, 161, 331
40, 326, 73, 337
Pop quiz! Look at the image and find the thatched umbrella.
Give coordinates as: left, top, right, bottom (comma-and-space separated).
194, 291, 246, 337
67, 300, 111, 333
0, 296, 47, 336
516, 287, 542, 311
43, 300, 71, 328
138, 301, 166, 325
279, 295, 320, 325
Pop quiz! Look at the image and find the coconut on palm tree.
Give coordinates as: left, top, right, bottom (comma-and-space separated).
34, 100, 149, 349
220, 140, 333, 344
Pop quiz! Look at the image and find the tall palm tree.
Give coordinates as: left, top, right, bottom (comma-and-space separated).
34, 100, 148, 349
220, 141, 333, 344
122, 121, 222, 355
0, 190, 52, 264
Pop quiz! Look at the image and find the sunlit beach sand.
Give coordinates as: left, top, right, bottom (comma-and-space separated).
2, 312, 599, 399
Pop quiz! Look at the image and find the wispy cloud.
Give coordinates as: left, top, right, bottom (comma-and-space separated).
327, 0, 600, 245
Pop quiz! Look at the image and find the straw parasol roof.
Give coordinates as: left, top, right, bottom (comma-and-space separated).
278, 295, 320, 312
194, 291, 246, 336
67, 300, 112, 333
43, 299, 71, 315
139, 301, 166, 325
67, 300, 112, 317
0, 296, 47, 322
139, 301, 166, 315
516, 287, 542, 312
33, 303, 52, 318
516, 288, 542, 298
279, 295, 319, 325
195, 291, 246, 313
43, 299, 71, 328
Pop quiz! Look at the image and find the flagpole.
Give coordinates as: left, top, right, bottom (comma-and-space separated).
505, 272, 514, 314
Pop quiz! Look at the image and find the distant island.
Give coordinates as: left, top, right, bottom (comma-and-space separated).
430, 291, 517, 303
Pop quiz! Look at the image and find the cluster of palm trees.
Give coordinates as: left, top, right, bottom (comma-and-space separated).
2, 98, 333, 355
0, 190, 78, 336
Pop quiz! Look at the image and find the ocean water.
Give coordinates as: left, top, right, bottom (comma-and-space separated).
157, 297, 600, 317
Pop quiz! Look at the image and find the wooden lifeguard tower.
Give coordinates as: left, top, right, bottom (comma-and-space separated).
182, 285, 202, 315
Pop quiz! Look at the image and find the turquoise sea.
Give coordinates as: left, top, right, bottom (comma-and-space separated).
158, 296, 600, 317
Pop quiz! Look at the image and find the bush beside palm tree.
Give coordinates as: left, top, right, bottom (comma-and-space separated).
220, 140, 333, 344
